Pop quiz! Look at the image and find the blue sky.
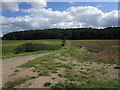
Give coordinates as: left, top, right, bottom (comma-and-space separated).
1, 1, 119, 36
2, 2, 118, 18
47, 2, 118, 12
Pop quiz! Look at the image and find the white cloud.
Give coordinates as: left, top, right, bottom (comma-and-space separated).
29, 0, 47, 9
0, 2, 19, 11
99, 10, 118, 27
0, 0, 47, 11
1, 6, 118, 36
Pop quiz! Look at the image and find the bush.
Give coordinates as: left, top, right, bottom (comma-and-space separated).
61, 40, 66, 46
44, 82, 51, 87
114, 66, 120, 69
14, 42, 34, 54
14, 42, 62, 54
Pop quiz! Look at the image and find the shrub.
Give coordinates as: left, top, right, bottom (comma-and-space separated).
14, 42, 62, 54
58, 74, 62, 77
61, 40, 66, 46
14, 42, 34, 54
114, 66, 120, 69
44, 82, 51, 87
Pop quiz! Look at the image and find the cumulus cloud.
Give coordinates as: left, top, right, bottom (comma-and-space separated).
99, 10, 118, 27
0, 2, 19, 11
29, 0, 47, 9
0, 0, 47, 11
1, 6, 118, 36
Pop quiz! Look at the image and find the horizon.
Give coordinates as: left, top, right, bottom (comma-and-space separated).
1, 1, 119, 37
2, 27, 119, 38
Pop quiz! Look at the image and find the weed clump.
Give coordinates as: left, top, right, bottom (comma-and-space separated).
44, 82, 51, 87
52, 82, 79, 88
114, 66, 120, 69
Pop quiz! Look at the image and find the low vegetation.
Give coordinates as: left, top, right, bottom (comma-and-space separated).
3, 77, 30, 89
3, 40, 119, 89
44, 82, 51, 87
52, 79, 118, 88
2, 40, 63, 58
14, 42, 62, 54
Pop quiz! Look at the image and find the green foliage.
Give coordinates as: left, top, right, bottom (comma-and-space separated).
2, 49, 58, 59
14, 69, 20, 72
66, 47, 117, 64
52, 79, 118, 89
44, 82, 51, 87
2, 40, 63, 58
3, 78, 29, 89
114, 66, 120, 69
58, 74, 62, 77
20, 54, 65, 76
14, 42, 34, 54
52, 82, 79, 89
58, 64, 73, 69
87, 49, 99, 53
2, 27, 120, 40
14, 42, 62, 54
61, 40, 66, 46
20, 54, 60, 68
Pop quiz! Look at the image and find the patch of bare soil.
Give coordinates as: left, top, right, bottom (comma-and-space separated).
55, 54, 61, 56
15, 55, 68, 88
53, 59, 69, 64
54, 55, 78, 65
15, 76, 52, 88
73, 62, 118, 81
92, 47, 119, 61
15, 68, 67, 88
3, 50, 119, 88
2, 52, 57, 86
90, 63, 118, 81
9, 68, 38, 82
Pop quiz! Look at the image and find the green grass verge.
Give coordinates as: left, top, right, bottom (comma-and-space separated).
3, 77, 30, 89
19, 50, 67, 76
52, 79, 119, 89
2, 40, 63, 58
2, 49, 58, 59
65, 44, 118, 64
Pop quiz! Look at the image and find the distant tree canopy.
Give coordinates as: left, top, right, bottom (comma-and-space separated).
2, 27, 120, 40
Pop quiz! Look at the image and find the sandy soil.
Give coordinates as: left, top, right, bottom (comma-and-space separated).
2, 49, 119, 88
2, 52, 57, 86
15, 54, 119, 88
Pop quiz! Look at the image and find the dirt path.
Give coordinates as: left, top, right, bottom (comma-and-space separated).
2, 52, 57, 85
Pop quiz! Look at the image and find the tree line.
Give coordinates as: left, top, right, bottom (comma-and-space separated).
2, 27, 120, 40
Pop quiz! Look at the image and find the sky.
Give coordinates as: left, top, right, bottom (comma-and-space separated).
0, 0, 119, 37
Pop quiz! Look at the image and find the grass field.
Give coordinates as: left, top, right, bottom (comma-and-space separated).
2, 40, 63, 58
3, 40, 119, 89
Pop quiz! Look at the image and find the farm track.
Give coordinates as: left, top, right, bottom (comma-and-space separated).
2, 51, 58, 85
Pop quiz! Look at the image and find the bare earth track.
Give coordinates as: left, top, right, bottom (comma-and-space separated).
2, 52, 57, 86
